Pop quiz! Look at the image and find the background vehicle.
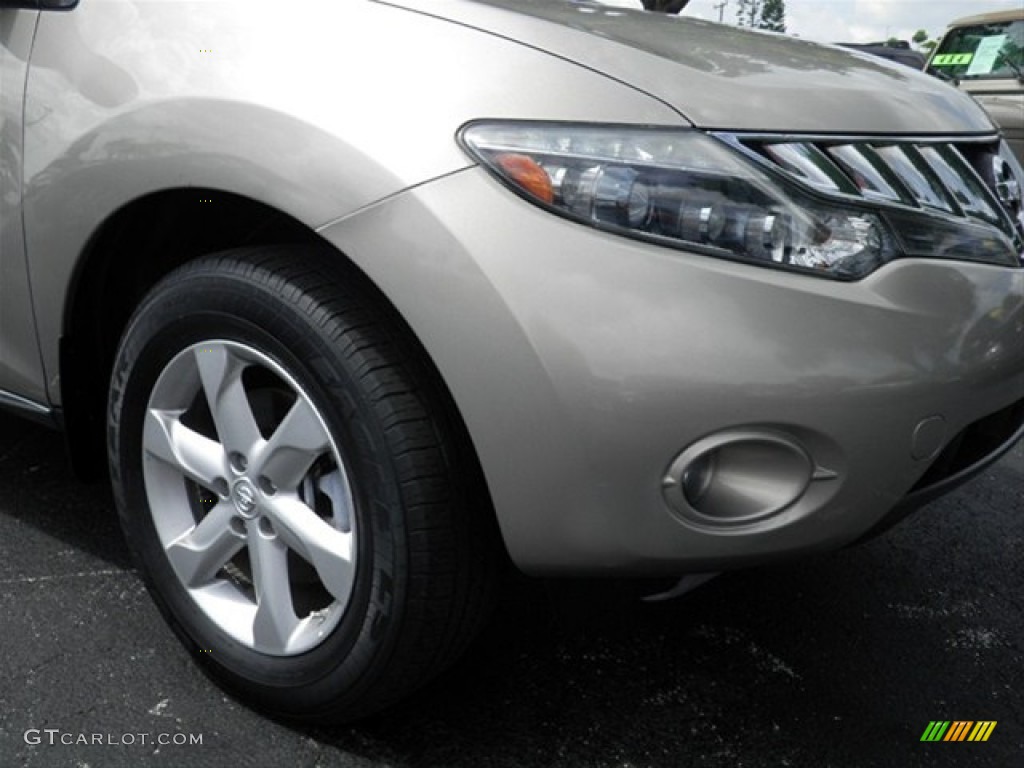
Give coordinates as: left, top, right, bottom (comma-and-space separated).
838, 41, 927, 69
927, 9, 1024, 163
1, 0, 1022, 723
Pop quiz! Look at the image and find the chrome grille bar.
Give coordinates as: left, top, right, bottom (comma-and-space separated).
720, 134, 1024, 253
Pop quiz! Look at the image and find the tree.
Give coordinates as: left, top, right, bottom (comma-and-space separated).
911, 29, 940, 53
760, 0, 786, 32
736, 0, 786, 32
640, 0, 692, 12
735, 0, 761, 27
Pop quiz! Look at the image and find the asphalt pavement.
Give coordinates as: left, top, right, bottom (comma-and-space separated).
0, 410, 1021, 768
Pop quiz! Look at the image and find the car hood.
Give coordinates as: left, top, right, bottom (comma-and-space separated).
386, 0, 994, 135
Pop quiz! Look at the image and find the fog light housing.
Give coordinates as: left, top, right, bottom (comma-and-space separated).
681, 452, 716, 507
663, 430, 819, 527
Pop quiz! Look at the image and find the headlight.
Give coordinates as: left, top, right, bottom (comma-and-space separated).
460, 122, 1019, 280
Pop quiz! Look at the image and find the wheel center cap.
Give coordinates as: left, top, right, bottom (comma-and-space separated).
231, 478, 259, 519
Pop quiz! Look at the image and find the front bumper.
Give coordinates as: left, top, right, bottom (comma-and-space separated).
320, 167, 1024, 575
854, 396, 1024, 543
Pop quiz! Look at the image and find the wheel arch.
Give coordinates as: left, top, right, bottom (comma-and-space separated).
58, 189, 499, 563
60, 188, 315, 478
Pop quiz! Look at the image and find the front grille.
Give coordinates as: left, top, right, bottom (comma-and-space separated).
719, 134, 1024, 261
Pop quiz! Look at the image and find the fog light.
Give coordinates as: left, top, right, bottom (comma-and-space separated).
663, 430, 821, 527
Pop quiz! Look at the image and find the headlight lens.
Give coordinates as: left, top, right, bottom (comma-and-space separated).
460, 122, 1019, 279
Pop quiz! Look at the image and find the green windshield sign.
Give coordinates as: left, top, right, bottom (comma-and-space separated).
932, 53, 974, 66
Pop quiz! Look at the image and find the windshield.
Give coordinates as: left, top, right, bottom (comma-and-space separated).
930, 19, 1024, 80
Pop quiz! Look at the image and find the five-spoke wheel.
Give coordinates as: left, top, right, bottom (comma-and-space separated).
143, 340, 355, 655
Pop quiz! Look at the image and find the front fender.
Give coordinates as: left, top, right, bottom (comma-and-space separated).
21, 0, 681, 404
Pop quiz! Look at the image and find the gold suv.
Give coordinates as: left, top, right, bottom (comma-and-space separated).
929, 9, 1024, 163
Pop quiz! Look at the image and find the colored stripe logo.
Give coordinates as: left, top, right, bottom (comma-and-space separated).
920, 721, 997, 742
931, 53, 974, 66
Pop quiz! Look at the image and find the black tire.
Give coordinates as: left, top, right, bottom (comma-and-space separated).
107, 246, 497, 722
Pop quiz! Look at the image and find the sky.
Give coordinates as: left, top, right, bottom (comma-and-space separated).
599, 1, 1023, 45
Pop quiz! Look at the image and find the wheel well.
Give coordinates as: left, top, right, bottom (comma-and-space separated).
62, 188, 502, 561
62, 189, 323, 478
